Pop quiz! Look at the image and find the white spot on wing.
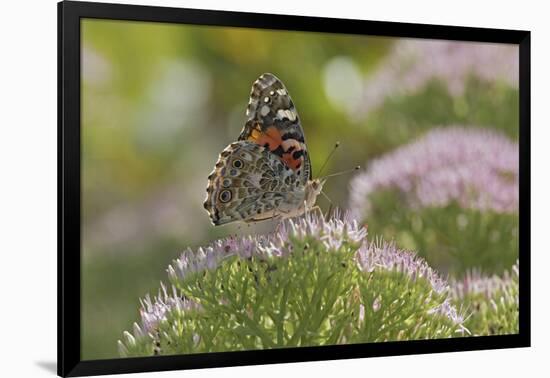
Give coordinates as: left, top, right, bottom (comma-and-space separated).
276, 109, 297, 121
260, 105, 270, 116
240, 152, 253, 161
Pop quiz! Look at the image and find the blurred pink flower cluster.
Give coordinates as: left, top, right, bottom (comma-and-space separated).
356, 39, 518, 117
349, 127, 519, 219
451, 261, 518, 300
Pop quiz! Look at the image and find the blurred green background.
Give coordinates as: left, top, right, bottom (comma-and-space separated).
81, 19, 519, 360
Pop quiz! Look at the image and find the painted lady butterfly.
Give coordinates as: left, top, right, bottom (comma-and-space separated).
204, 73, 324, 225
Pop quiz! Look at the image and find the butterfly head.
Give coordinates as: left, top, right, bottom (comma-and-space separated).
305, 178, 326, 208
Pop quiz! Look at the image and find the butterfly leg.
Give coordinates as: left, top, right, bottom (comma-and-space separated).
309, 205, 325, 218
272, 203, 287, 233
325, 203, 333, 221
271, 204, 280, 229
306, 205, 325, 220
274, 217, 285, 233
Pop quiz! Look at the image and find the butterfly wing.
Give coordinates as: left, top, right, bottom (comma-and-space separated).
238, 73, 312, 185
203, 141, 303, 225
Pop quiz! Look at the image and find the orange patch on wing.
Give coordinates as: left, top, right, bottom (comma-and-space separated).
281, 139, 304, 171
281, 152, 302, 170
247, 126, 283, 152
247, 125, 304, 171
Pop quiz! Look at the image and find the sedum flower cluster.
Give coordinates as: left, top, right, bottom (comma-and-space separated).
119, 212, 467, 357
355, 40, 518, 117
349, 127, 519, 275
450, 262, 519, 336
349, 126, 518, 219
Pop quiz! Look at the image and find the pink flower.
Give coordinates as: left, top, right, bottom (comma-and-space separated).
168, 211, 367, 282
349, 127, 518, 219
355, 39, 518, 117
138, 283, 200, 334
357, 239, 448, 295
451, 261, 518, 300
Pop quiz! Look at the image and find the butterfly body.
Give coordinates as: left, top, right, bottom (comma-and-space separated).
204, 73, 323, 225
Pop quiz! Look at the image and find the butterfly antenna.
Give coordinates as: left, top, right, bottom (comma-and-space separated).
320, 190, 334, 220
321, 166, 361, 180
320, 190, 333, 205
317, 141, 340, 178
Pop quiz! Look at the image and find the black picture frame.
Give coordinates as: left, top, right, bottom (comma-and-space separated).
58, 1, 531, 376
